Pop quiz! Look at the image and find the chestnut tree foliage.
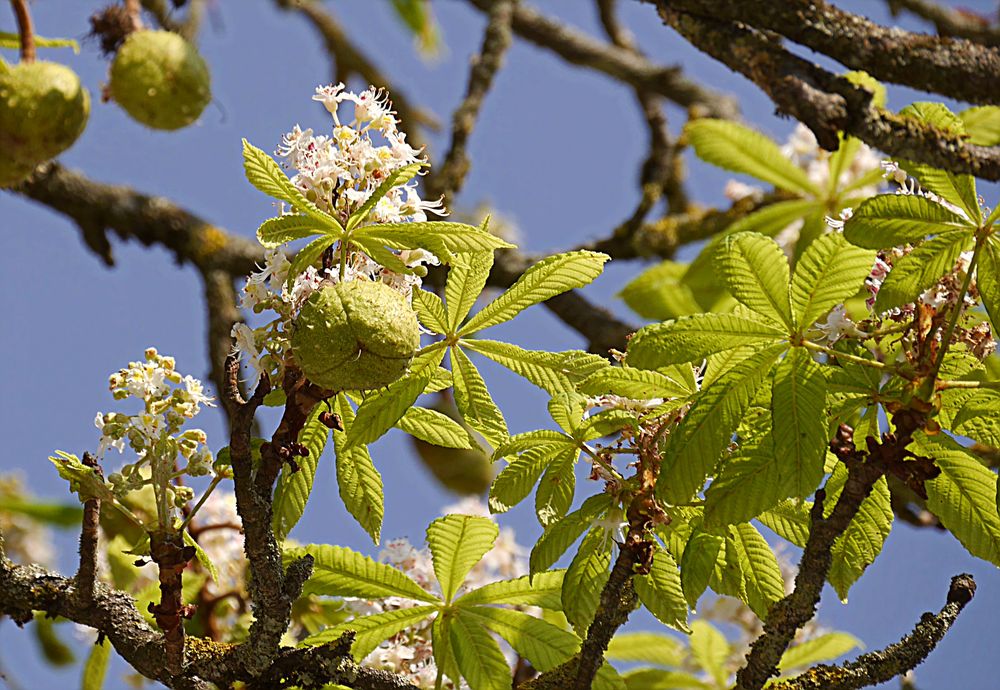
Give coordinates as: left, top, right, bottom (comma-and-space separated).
2, 1, 1000, 690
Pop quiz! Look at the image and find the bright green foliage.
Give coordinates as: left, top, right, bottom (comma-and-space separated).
450, 613, 512, 690
81, 638, 111, 690
562, 527, 613, 635
680, 529, 724, 610
778, 632, 862, 674
272, 407, 330, 542
634, 550, 689, 632
285, 544, 440, 602
427, 514, 499, 602
873, 232, 971, 311
689, 621, 730, 689
718, 232, 793, 328
843, 194, 975, 249
528, 494, 614, 575
771, 347, 828, 499
332, 394, 384, 543
789, 232, 875, 327
626, 312, 785, 368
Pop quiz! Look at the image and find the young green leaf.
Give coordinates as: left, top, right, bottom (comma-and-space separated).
917, 433, 1000, 567
659, 344, 784, 504
427, 514, 499, 602
959, 105, 1000, 145
346, 162, 423, 230
684, 119, 820, 197
272, 406, 330, 542
332, 393, 384, 543
529, 494, 614, 575
703, 439, 785, 528
242, 139, 340, 230
626, 312, 786, 369
286, 544, 439, 601
303, 605, 438, 654
462, 339, 608, 396
183, 530, 220, 583
287, 234, 335, 282
489, 443, 566, 514
535, 446, 578, 527
680, 528, 724, 610
451, 346, 508, 449
490, 429, 569, 462
460, 251, 609, 335
257, 214, 327, 248
758, 500, 811, 547
395, 405, 474, 449
455, 570, 565, 609
874, 232, 971, 311
978, 238, 1000, 335
81, 638, 111, 690
726, 198, 825, 237
450, 612, 512, 690
634, 549, 689, 632
725, 522, 785, 619
619, 260, 705, 321
778, 632, 863, 674
791, 232, 875, 327
446, 247, 495, 331
345, 360, 438, 449
771, 347, 828, 499
354, 221, 512, 263
432, 613, 462, 687
411, 288, 449, 334
562, 526, 613, 635
843, 194, 975, 250
578, 365, 693, 400
689, 620, 731, 688
718, 232, 793, 328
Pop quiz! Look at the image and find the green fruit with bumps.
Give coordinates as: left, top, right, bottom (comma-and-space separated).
292, 280, 420, 391
109, 30, 210, 131
0, 60, 89, 186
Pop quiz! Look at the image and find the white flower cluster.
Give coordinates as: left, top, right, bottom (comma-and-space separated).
343, 499, 526, 688
94, 349, 215, 509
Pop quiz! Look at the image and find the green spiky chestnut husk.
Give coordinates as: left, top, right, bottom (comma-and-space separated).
292, 280, 420, 391
109, 30, 210, 131
0, 61, 90, 186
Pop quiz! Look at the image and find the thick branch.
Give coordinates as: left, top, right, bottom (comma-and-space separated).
888, 0, 1000, 46
661, 0, 1000, 105
770, 574, 976, 690
467, 0, 738, 119
655, 6, 1000, 180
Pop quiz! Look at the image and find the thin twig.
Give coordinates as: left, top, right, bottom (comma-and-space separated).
887, 0, 1000, 46
76, 452, 103, 606
10, 0, 35, 62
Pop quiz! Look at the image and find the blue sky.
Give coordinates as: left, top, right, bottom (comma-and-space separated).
1, 1, 998, 688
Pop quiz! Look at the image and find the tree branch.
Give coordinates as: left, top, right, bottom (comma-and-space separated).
769, 574, 976, 690
466, 0, 738, 119
887, 0, 1000, 47
75, 452, 102, 607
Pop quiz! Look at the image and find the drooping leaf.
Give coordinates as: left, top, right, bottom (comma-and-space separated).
535, 446, 579, 527
332, 393, 384, 543
396, 405, 474, 449
272, 406, 330, 541
81, 638, 112, 690
874, 233, 971, 311
562, 526, 613, 635
183, 530, 220, 583
432, 613, 462, 687
978, 238, 1000, 335
779, 632, 863, 674
451, 346, 508, 449
626, 312, 785, 369
346, 360, 438, 449
634, 549, 689, 632
843, 193, 975, 250
703, 439, 785, 528
680, 529, 724, 610
303, 605, 438, 654
758, 500, 811, 548
771, 347, 828, 499
688, 620, 730, 687
446, 247, 495, 331
725, 523, 785, 619
287, 544, 438, 601
490, 429, 569, 462
462, 339, 608, 396
489, 443, 566, 514
659, 344, 784, 504
455, 569, 565, 610
427, 514, 499, 602
529, 494, 614, 575
718, 232, 793, 328
684, 119, 820, 196
450, 611, 512, 690
461, 251, 609, 335
790, 232, 875, 328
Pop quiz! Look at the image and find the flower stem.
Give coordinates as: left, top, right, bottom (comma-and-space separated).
10, 0, 35, 62
179, 474, 224, 532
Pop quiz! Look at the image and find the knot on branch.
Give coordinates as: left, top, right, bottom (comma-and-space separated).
947, 573, 976, 606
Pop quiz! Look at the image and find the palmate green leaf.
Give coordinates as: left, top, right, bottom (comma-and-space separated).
491, 429, 569, 462
272, 407, 330, 542
287, 544, 438, 601
257, 214, 327, 248
725, 523, 785, 619
332, 393, 384, 543
634, 549, 689, 632
779, 632, 863, 674
462, 339, 608, 396
432, 613, 462, 687
529, 494, 614, 575
622, 669, 712, 690
758, 500, 811, 547
347, 162, 423, 230
461, 251, 609, 335
446, 245, 495, 331
303, 605, 438, 653
791, 232, 875, 328
951, 390, 1000, 447
718, 232, 793, 328
960, 105, 1000, 145
427, 514, 499, 602
684, 119, 820, 196
875, 232, 971, 311
978, 238, 1000, 335
703, 438, 784, 528
411, 288, 449, 334
562, 526, 613, 635
354, 221, 513, 263
82, 638, 111, 690
726, 198, 824, 237
456, 569, 565, 609
843, 194, 975, 250
680, 529, 724, 610
578, 365, 693, 400
606, 631, 685, 668
287, 234, 336, 282
352, 237, 420, 275
450, 612, 512, 690
466, 607, 626, 690
578, 409, 638, 440
489, 443, 566, 514
688, 621, 730, 687
772, 347, 828, 499
345, 354, 440, 449
451, 346, 508, 449
535, 446, 579, 527
659, 344, 785, 504
916, 433, 1000, 566
395, 405, 474, 449
547, 393, 586, 434
626, 312, 786, 369
619, 260, 705, 321
242, 139, 340, 229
